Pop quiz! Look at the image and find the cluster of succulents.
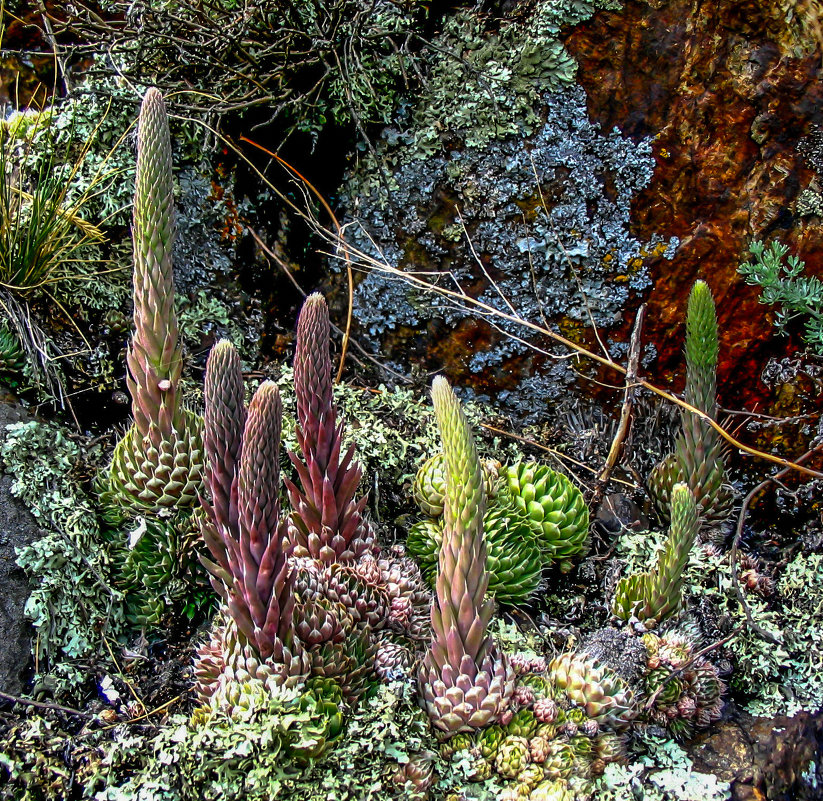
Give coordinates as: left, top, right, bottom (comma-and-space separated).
437, 650, 634, 799
640, 627, 726, 740
87, 90, 740, 801
409, 451, 589, 604
648, 280, 734, 525
194, 295, 431, 722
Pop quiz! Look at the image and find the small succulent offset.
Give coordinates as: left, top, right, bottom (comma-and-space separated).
0, 323, 25, 385
101, 88, 203, 515
285, 293, 376, 564
612, 483, 699, 629
418, 376, 515, 734
648, 280, 733, 524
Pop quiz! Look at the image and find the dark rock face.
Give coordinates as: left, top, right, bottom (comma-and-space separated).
0, 393, 42, 695
689, 707, 823, 800
344, 83, 673, 423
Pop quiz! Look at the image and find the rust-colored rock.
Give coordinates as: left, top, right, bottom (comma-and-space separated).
566, 0, 823, 417
688, 707, 823, 800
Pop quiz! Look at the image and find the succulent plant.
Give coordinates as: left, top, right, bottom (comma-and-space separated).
413, 453, 448, 517
549, 652, 636, 729
0, 323, 24, 383
612, 483, 700, 628
294, 595, 376, 701
196, 344, 309, 702
648, 281, 733, 524
393, 751, 436, 800
285, 293, 375, 564
439, 732, 473, 759
408, 502, 543, 604
530, 780, 575, 801
540, 740, 576, 781
374, 638, 415, 682
102, 88, 203, 516
115, 516, 202, 627
495, 735, 531, 779
507, 708, 538, 739
505, 461, 589, 571
476, 724, 506, 760
418, 376, 515, 733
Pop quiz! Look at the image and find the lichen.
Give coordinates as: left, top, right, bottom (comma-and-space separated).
341, 80, 677, 422
596, 735, 731, 801
1, 420, 125, 691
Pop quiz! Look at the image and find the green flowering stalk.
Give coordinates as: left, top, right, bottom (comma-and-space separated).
418, 376, 514, 734
612, 483, 699, 627
103, 88, 203, 514
648, 280, 733, 523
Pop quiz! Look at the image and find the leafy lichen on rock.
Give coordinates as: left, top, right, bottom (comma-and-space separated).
343, 82, 676, 421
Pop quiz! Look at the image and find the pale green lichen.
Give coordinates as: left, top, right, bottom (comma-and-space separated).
92, 681, 445, 801
2, 421, 125, 691
596, 736, 731, 801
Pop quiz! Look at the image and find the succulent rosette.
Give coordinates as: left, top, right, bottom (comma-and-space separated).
505, 461, 589, 571
549, 652, 636, 729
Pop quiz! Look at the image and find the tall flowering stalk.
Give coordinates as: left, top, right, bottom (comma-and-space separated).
103, 88, 202, 514
197, 341, 307, 694
418, 376, 514, 734
285, 293, 374, 563
649, 281, 733, 523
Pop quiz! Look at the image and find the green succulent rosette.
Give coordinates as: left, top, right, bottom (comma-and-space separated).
505, 461, 589, 570
0, 324, 24, 384
549, 652, 636, 729
408, 502, 542, 605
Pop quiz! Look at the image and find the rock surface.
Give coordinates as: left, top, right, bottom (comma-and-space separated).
0, 391, 41, 695
689, 706, 823, 800
342, 0, 822, 445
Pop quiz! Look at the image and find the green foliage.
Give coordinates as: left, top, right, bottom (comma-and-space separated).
738, 239, 823, 353
0, 109, 108, 293
92, 681, 444, 801
1, 421, 125, 686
